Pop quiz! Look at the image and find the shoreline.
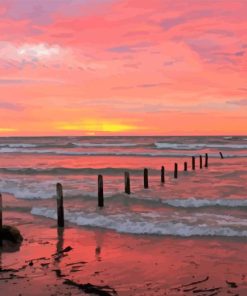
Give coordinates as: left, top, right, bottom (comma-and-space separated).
1, 210, 247, 295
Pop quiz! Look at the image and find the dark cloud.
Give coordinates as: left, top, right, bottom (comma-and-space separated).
235, 51, 245, 56
161, 17, 184, 30
227, 99, 247, 106
112, 82, 170, 90
108, 42, 152, 53
0, 101, 24, 111
2, 0, 111, 25
206, 29, 234, 37
0, 78, 63, 85
108, 46, 133, 53
0, 79, 34, 85
161, 10, 213, 30
51, 33, 75, 39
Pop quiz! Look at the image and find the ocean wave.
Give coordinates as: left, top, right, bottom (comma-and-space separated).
161, 197, 247, 208
0, 147, 246, 158
0, 143, 76, 149
0, 143, 38, 148
155, 142, 247, 150
0, 167, 144, 175
0, 142, 144, 149
72, 142, 140, 147
31, 207, 247, 237
0, 178, 98, 199
129, 196, 247, 208
0, 179, 57, 199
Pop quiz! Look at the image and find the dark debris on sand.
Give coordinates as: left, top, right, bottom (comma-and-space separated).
0, 245, 119, 295
0, 241, 244, 296
63, 279, 118, 296
169, 276, 241, 296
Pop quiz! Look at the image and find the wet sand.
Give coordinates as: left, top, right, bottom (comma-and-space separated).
1, 209, 247, 296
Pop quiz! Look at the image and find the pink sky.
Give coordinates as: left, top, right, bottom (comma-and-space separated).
0, 0, 246, 136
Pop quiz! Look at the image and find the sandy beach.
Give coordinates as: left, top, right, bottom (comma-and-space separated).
1, 196, 247, 295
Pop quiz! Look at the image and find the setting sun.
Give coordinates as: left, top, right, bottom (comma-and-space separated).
57, 119, 137, 133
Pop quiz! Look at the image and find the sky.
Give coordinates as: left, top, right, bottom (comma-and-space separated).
0, 0, 246, 136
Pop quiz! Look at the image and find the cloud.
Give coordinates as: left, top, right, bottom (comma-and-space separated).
108, 46, 133, 53
0, 101, 24, 111
161, 9, 213, 30
227, 99, 247, 106
161, 17, 185, 30
0, 41, 63, 65
17, 43, 60, 59
112, 82, 169, 90
0, 78, 63, 85
108, 42, 152, 53
0, 79, 33, 85
0, 41, 104, 71
234, 51, 245, 56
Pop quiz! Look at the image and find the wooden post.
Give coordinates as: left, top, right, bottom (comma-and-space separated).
219, 152, 224, 159
192, 156, 196, 170
174, 163, 178, 179
56, 183, 64, 228
161, 166, 165, 183
184, 162, 188, 172
205, 153, 208, 168
144, 168, 149, 189
0, 193, 2, 246
200, 155, 203, 169
98, 175, 104, 207
124, 172, 131, 194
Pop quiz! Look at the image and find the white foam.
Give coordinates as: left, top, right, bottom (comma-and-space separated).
0, 147, 245, 158
72, 142, 138, 147
0, 177, 98, 200
0, 143, 37, 148
31, 207, 247, 237
131, 195, 247, 208
0, 179, 56, 199
162, 197, 247, 208
155, 142, 247, 150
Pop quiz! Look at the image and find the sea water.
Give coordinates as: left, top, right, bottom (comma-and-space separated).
0, 135, 247, 237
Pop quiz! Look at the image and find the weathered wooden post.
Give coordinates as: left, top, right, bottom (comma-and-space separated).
98, 175, 104, 207
219, 152, 224, 159
205, 153, 208, 168
174, 163, 178, 179
184, 162, 188, 172
200, 155, 203, 169
0, 193, 2, 246
192, 156, 196, 170
56, 183, 64, 228
161, 166, 165, 183
124, 172, 131, 194
144, 168, 149, 189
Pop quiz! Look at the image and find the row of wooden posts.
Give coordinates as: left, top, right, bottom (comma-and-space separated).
55, 152, 224, 228
0, 152, 224, 233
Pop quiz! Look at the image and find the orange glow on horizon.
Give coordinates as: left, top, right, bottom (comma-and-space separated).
57, 119, 138, 133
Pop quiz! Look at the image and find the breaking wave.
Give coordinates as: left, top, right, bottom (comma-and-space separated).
0, 167, 144, 175
31, 207, 247, 237
155, 142, 247, 150
0, 147, 246, 158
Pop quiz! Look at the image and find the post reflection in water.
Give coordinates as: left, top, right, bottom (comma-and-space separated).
95, 230, 105, 262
